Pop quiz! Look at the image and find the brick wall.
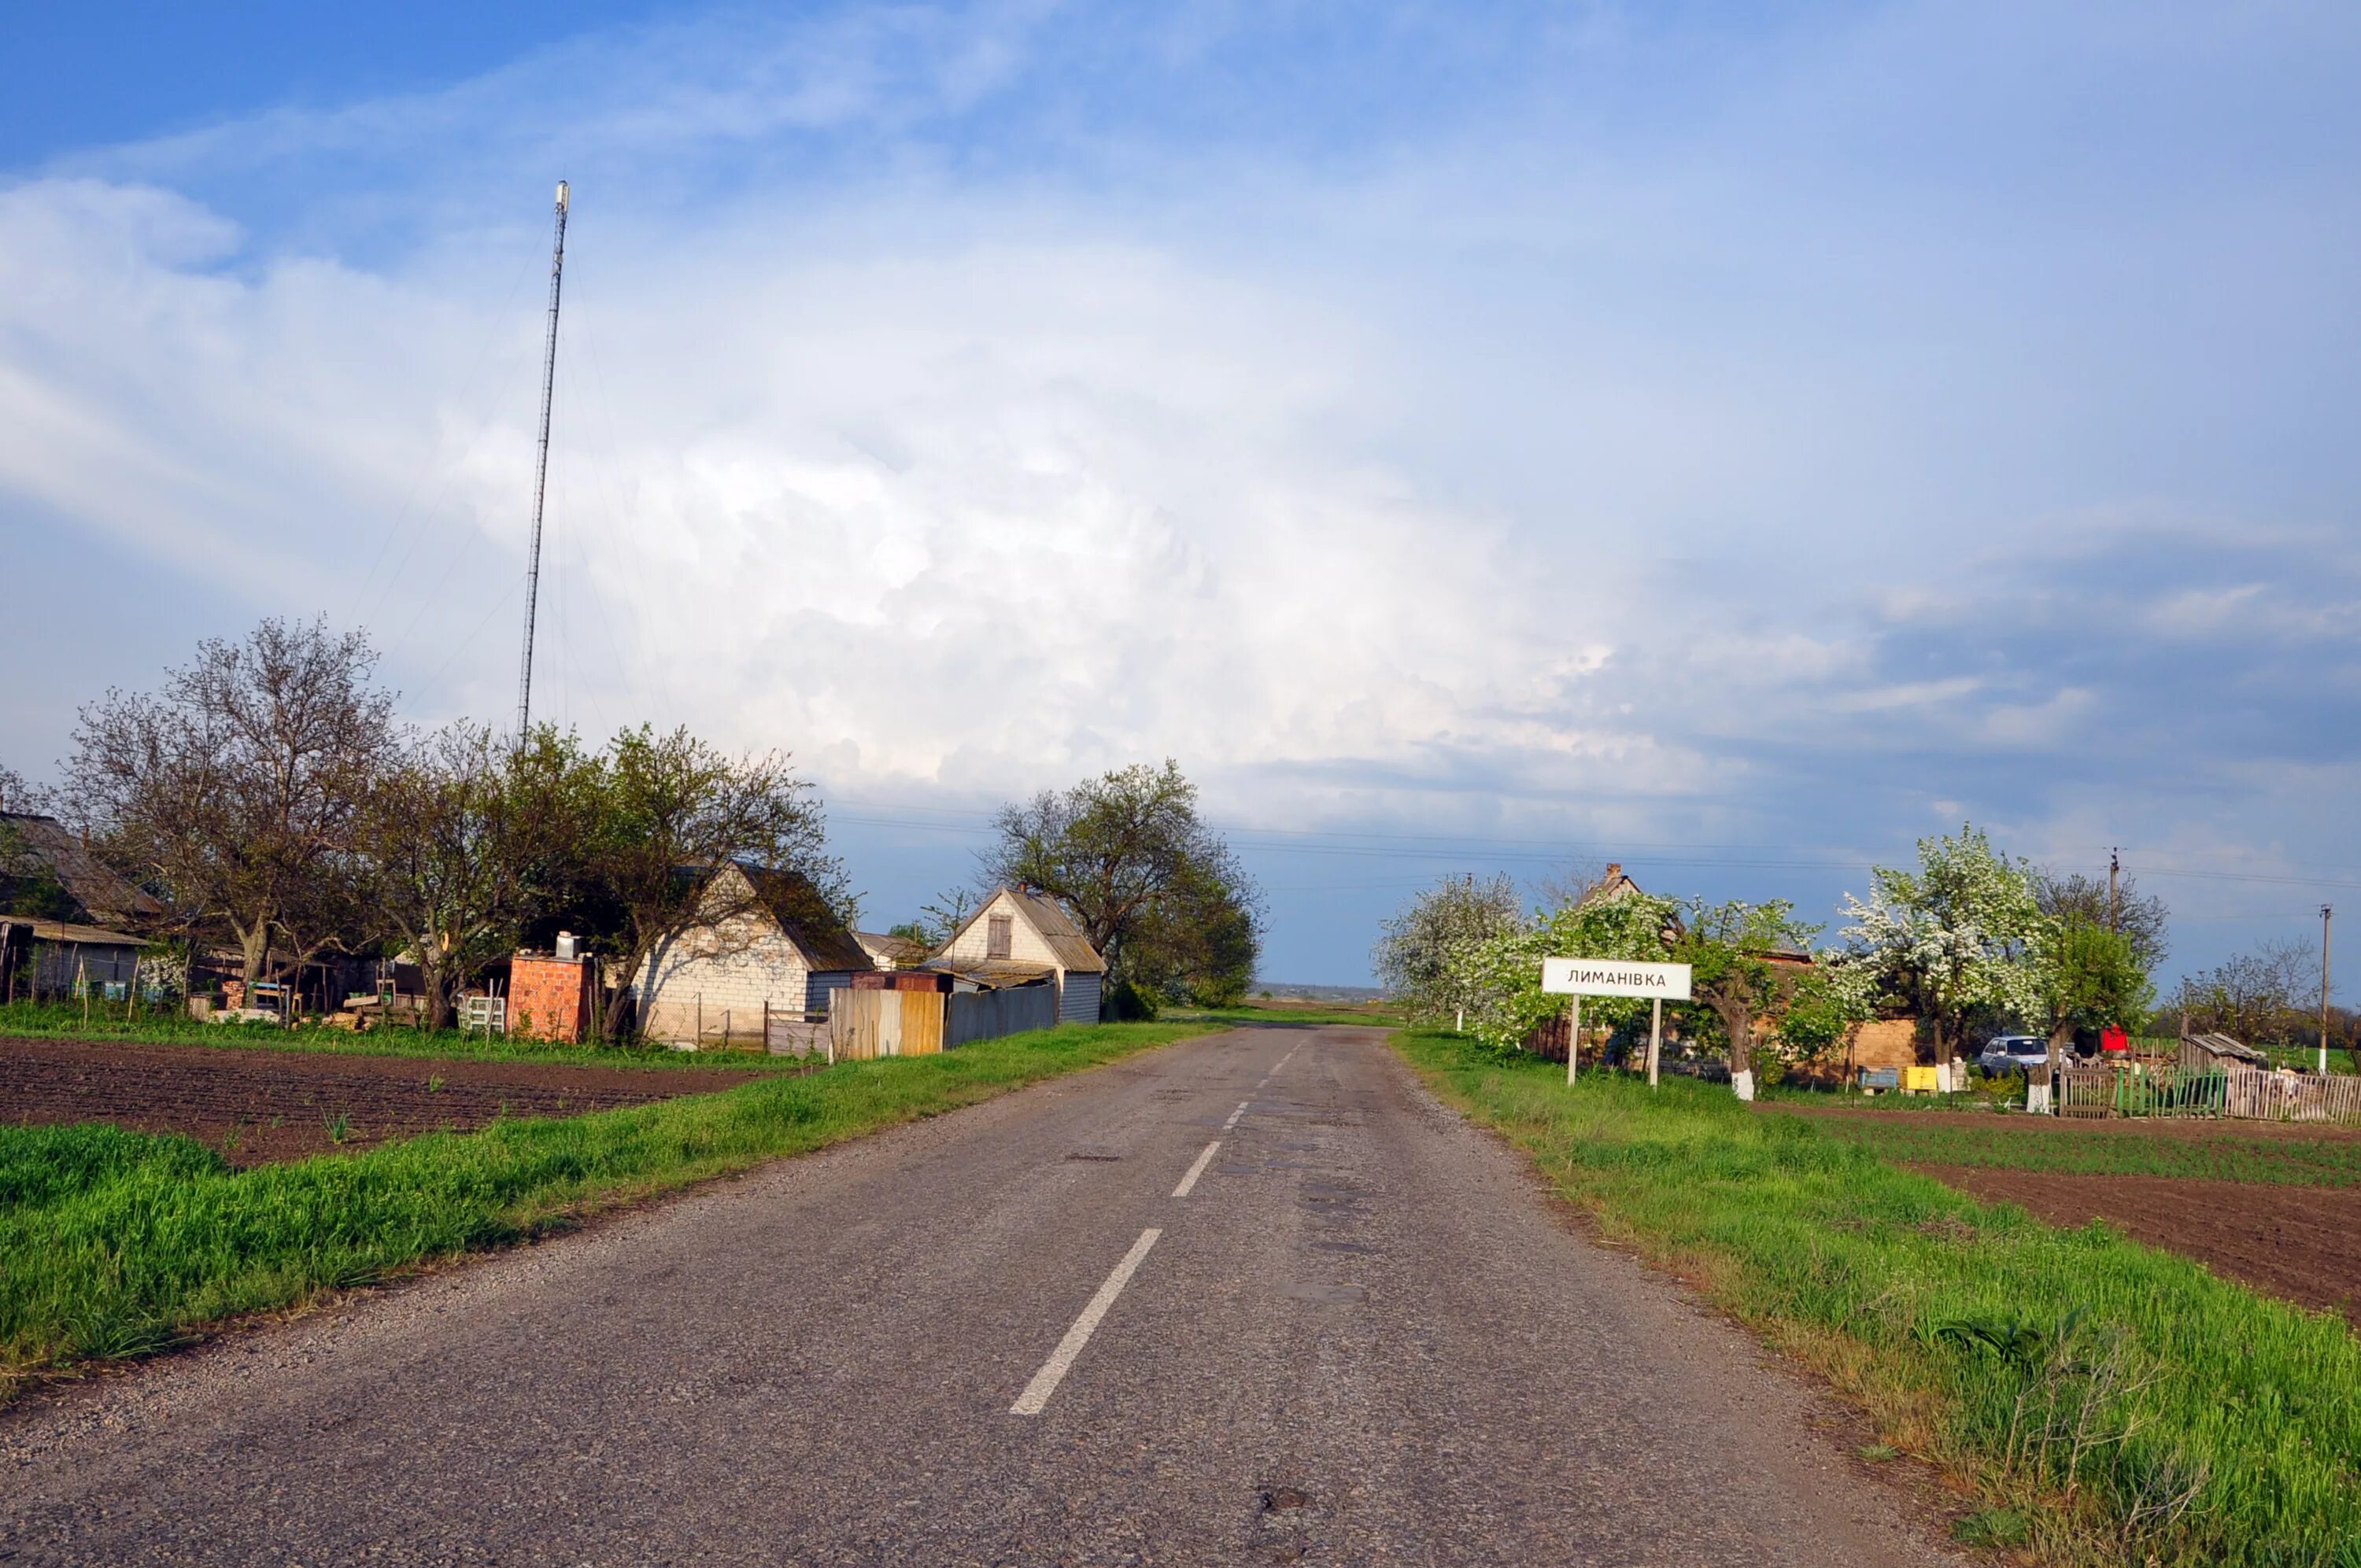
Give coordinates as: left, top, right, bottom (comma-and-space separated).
634, 913, 815, 1046
1848, 1017, 1920, 1068
510, 954, 593, 1044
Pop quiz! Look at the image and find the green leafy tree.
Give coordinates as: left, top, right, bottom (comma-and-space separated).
1665, 898, 1830, 1088
2032, 867, 2171, 972
358, 722, 599, 1031
2036, 917, 2152, 1061
982, 761, 1262, 1008
578, 725, 848, 1039
1373, 873, 1527, 1027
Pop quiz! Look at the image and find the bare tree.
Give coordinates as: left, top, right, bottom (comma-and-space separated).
0, 763, 48, 816
2032, 867, 2171, 972
65, 619, 395, 989
2174, 939, 2312, 1044
1530, 858, 1614, 913
581, 725, 847, 1039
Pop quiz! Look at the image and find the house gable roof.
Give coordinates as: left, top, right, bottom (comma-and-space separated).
736, 864, 874, 972
0, 812, 164, 927
939, 885, 1108, 975
855, 930, 930, 966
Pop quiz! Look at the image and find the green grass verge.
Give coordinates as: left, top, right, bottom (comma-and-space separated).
1391, 1028, 2361, 1567
1772, 1110, 2361, 1188
0, 1020, 1217, 1396
0, 999, 797, 1072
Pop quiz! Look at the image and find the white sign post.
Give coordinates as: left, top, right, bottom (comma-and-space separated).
1542, 959, 1693, 1086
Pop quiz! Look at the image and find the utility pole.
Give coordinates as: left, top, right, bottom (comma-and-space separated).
515, 179, 570, 746
2108, 847, 2120, 931
2322, 906, 2334, 1075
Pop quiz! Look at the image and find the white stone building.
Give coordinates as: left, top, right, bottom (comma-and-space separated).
631, 864, 871, 1047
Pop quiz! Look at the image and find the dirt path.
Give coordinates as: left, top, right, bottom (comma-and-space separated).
0, 1036, 766, 1164
1917, 1165, 2361, 1326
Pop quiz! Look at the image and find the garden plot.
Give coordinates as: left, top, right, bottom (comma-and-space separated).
1, 1036, 766, 1165
1921, 1166, 2361, 1326
1772, 1101, 2361, 1324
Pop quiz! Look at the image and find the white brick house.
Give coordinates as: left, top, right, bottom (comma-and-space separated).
632, 864, 871, 1047
930, 885, 1107, 1025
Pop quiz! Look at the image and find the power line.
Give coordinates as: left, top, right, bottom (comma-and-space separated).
824, 802, 2361, 891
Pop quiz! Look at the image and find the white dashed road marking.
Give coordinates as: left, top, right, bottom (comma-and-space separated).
1010, 1229, 1162, 1416
1172, 1141, 1221, 1198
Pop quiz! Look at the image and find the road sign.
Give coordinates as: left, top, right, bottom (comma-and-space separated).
1541, 958, 1692, 1087
1541, 958, 1691, 1000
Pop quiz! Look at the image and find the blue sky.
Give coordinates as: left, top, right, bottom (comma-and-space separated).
4, 1, 2359, 986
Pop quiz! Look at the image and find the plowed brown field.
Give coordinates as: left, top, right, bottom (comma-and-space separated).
1918, 1165, 2361, 1326
1, 1036, 764, 1165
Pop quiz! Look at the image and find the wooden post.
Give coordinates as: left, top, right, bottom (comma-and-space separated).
1565, 994, 1581, 1084
78, 951, 88, 1030
1647, 998, 1662, 1088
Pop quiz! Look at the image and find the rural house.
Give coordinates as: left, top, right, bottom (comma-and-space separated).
0, 810, 164, 928
855, 930, 929, 971
1, 809, 162, 1005
927, 885, 1107, 1024
631, 864, 873, 1047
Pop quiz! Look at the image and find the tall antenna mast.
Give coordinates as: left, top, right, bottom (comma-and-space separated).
515, 179, 570, 745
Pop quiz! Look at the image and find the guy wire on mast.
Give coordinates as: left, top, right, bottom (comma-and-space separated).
515, 179, 570, 746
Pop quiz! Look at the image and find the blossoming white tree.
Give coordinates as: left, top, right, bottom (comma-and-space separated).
1833, 825, 2047, 1090
1449, 891, 1681, 1053
1373, 873, 1528, 1028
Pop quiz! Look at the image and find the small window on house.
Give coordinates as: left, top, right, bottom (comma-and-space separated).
987, 913, 1013, 961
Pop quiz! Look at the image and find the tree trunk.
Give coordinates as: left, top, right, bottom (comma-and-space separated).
425, 957, 457, 1033
235, 921, 271, 991
602, 940, 650, 1041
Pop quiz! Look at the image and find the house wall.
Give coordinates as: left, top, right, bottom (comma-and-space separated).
1059, 971, 1103, 1025
634, 912, 817, 1046
30, 940, 137, 996
1848, 1018, 1920, 1069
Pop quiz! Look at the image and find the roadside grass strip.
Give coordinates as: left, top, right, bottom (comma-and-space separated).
0, 1020, 1216, 1397
1777, 1112, 2361, 1188
0, 1000, 798, 1073
1392, 1029, 2361, 1568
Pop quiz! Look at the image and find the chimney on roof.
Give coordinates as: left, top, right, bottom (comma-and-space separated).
1605, 863, 1622, 882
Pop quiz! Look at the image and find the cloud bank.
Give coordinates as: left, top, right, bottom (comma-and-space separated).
4, 1, 2359, 979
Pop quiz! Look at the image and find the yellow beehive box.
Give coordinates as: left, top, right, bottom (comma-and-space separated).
1901, 1064, 1942, 1094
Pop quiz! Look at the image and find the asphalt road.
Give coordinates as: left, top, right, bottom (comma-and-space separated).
2, 1027, 1961, 1566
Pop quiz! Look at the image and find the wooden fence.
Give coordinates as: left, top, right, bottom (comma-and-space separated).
826, 983, 1058, 1061
2056, 1064, 2226, 1119
2055, 1062, 2361, 1125
828, 988, 947, 1061
763, 1007, 829, 1056
2225, 1063, 2361, 1124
